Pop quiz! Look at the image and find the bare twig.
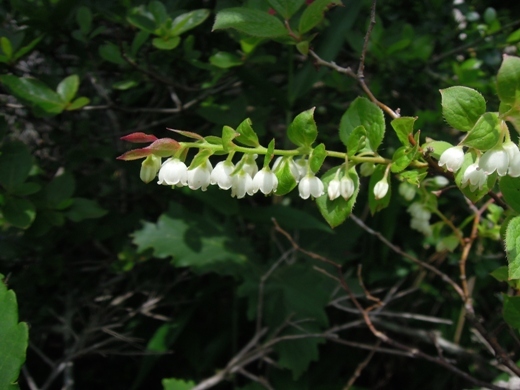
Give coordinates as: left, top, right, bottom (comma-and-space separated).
344, 341, 380, 390
357, 0, 377, 79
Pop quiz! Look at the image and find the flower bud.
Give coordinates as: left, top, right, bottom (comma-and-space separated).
373, 178, 389, 200
360, 162, 375, 177
140, 155, 161, 183
398, 182, 416, 201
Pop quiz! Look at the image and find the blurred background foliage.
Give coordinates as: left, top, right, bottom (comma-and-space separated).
1, 0, 520, 389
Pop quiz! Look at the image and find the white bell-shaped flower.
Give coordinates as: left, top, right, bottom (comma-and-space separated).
373, 178, 389, 200
231, 171, 254, 199
479, 146, 509, 176
327, 177, 341, 200
461, 163, 487, 191
157, 158, 188, 186
299, 174, 324, 200
438, 146, 464, 172
252, 168, 278, 195
340, 176, 355, 200
210, 161, 234, 190
504, 141, 520, 177
187, 160, 212, 191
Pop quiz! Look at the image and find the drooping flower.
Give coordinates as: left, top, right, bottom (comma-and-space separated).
299, 174, 324, 199
479, 146, 509, 176
504, 141, 520, 177
140, 155, 161, 183
407, 202, 432, 236
398, 182, 416, 201
461, 163, 487, 191
210, 161, 234, 190
340, 176, 355, 200
157, 158, 188, 186
252, 168, 278, 195
327, 177, 341, 200
231, 170, 254, 199
187, 160, 212, 191
438, 146, 464, 172
373, 178, 389, 200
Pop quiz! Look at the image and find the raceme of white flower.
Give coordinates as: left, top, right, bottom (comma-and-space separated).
373, 178, 389, 200
299, 174, 325, 200
210, 160, 235, 190
157, 157, 188, 186
407, 202, 432, 236
326, 170, 355, 201
187, 160, 213, 191
252, 168, 278, 195
398, 182, 416, 201
438, 145, 464, 172
461, 163, 487, 191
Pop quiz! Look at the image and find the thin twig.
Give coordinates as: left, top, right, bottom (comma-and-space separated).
344, 341, 381, 390
357, 0, 377, 79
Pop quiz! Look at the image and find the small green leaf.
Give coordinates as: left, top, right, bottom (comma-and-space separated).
152, 36, 181, 50
66, 97, 90, 110
264, 139, 275, 168
45, 172, 75, 208
340, 97, 385, 152
0, 275, 28, 390
296, 40, 309, 56
10, 182, 41, 196
391, 145, 417, 173
368, 165, 391, 214
299, 0, 342, 34
0, 142, 33, 192
500, 176, 520, 214
391, 116, 416, 146
274, 158, 297, 195
0, 37, 13, 59
3, 197, 36, 229
236, 118, 260, 147
268, 0, 305, 19
461, 112, 500, 150
440, 86, 486, 131
213, 8, 288, 38
113, 80, 139, 90
490, 266, 509, 282
316, 166, 359, 228
57, 75, 79, 103
309, 143, 326, 173
162, 378, 196, 390
66, 198, 107, 222
189, 149, 213, 169
497, 55, 520, 106
127, 11, 156, 33
0, 75, 65, 114
76, 6, 92, 34
148, 1, 168, 26
398, 169, 427, 186
222, 125, 238, 152
503, 294, 520, 330
287, 107, 318, 147
131, 30, 150, 57
12, 36, 43, 62
346, 125, 367, 157
209, 51, 243, 68
99, 42, 126, 64
170, 9, 210, 36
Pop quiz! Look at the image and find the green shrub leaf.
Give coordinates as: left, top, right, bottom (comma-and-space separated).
440, 86, 486, 131
213, 8, 288, 38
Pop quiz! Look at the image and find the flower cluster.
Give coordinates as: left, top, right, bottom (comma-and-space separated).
407, 202, 432, 236
143, 153, 329, 200
438, 141, 520, 191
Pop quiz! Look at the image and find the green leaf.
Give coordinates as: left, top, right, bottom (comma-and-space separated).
12, 36, 43, 62
222, 125, 238, 152
10, 182, 41, 197
127, 13, 156, 34
267, 0, 305, 19
66, 198, 107, 222
99, 42, 126, 65
133, 203, 250, 270
368, 165, 391, 214
3, 197, 36, 229
501, 176, 520, 214
131, 30, 150, 57
236, 118, 260, 147
274, 158, 297, 195
152, 36, 180, 50
113, 80, 139, 90
316, 166, 359, 228
0, 37, 13, 60
213, 8, 288, 38
76, 6, 92, 34
339, 97, 385, 152
264, 139, 275, 168
56, 74, 79, 103
0, 142, 33, 192
497, 54, 520, 106
0, 75, 65, 114
503, 294, 520, 329
287, 107, 317, 147
490, 266, 509, 282
209, 51, 243, 68
170, 9, 210, 36
398, 169, 427, 186
66, 96, 90, 111
45, 172, 75, 208
296, 40, 309, 56
391, 145, 417, 173
299, 0, 342, 34
455, 150, 496, 203
148, 1, 168, 26
440, 86, 486, 131
346, 125, 367, 157
461, 112, 500, 151
0, 275, 28, 390
309, 143, 326, 173
162, 378, 196, 390
391, 116, 416, 146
